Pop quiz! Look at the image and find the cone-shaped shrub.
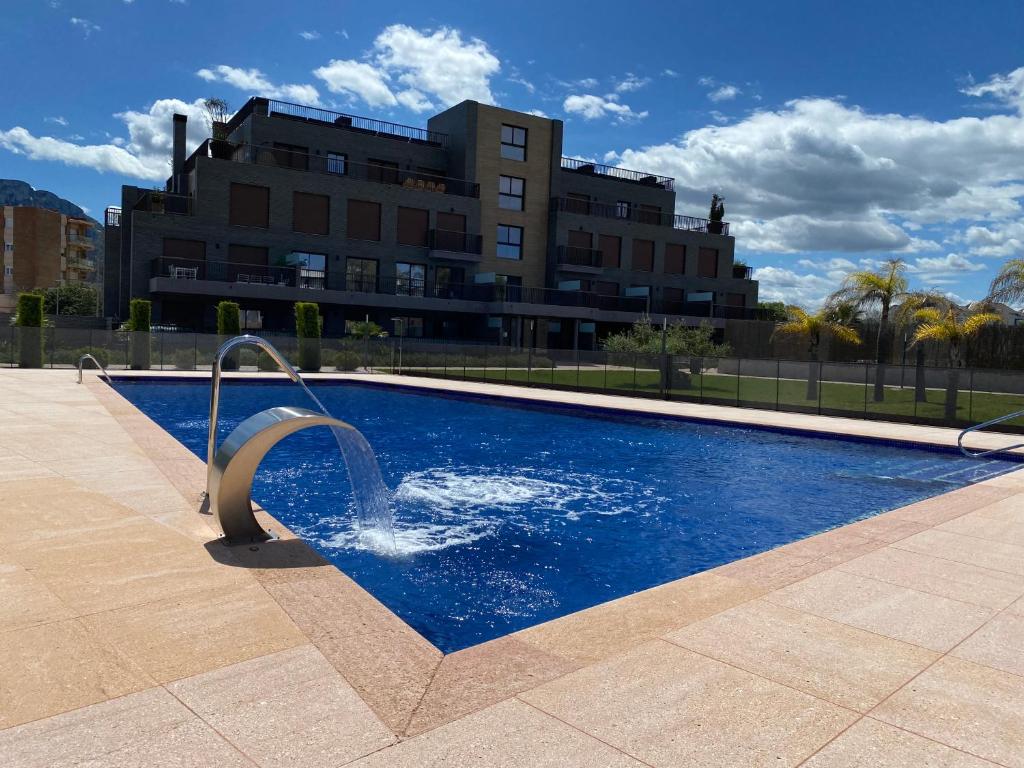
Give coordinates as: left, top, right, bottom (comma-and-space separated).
217, 301, 242, 370
295, 302, 321, 371
128, 298, 151, 370
15, 292, 43, 368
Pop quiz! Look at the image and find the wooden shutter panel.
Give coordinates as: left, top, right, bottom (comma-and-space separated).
397, 207, 429, 246
632, 239, 654, 271
664, 243, 686, 274
599, 235, 621, 268
347, 200, 381, 241
293, 192, 330, 235
229, 183, 269, 228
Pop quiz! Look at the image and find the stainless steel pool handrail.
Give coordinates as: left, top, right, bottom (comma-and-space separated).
207, 335, 309, 490
77, 353, 111, 384
958, 409, 1024, 458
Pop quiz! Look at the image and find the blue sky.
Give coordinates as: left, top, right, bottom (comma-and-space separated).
3, 0, 1024, 308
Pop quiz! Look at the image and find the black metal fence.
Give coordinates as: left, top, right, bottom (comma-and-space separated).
7, 328, 1024, 433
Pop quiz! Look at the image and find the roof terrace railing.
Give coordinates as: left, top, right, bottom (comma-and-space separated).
561, 157, 675, 191
104, 207, 121, 227
223, 96, 449, 147
551, 197, 730, 236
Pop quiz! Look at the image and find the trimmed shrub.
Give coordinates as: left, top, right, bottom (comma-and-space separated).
171, 348, 196, 370
331, 350, 361, 371
295, 302, 321, 371
128, 299, 151, 370
15, 293, 44, 368
217, 301, 242, 370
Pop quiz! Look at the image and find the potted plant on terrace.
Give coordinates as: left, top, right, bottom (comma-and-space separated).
708, 194, 725, 235
204, 98, 234, 160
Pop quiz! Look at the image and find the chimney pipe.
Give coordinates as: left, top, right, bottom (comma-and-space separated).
172, 113, 187, 193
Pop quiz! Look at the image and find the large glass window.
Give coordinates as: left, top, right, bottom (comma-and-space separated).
276, 251, 326, 289
500, 124, 527, 161
395, 262, 426, 296
326, 152, 347, 175
615, 200, 631, 219
345, 257, 377, 292
435, 266, 465, 298
499, 175, 525, 210
497, 225, 523, 260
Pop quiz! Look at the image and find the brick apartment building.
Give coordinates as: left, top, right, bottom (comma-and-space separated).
1, 206, 99, 314
104, 97, 758, 346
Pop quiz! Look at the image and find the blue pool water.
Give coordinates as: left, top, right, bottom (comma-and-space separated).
115, 380, 1019, 652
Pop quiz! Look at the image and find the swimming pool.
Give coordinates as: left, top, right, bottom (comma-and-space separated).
115, 379, 1019, 653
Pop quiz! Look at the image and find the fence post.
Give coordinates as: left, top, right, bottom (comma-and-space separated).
699, 357, 704, 402
817, 362, 823, 415
159, 333, 164, 370
968, 368, 974, 423
775, 360, 781, 410
575, 348, 581, 391
527, 345, 533, 385
736, 358, 741, 406
864, 363, 869, 417
193, 334, 197, 371
481, 346, 488, 383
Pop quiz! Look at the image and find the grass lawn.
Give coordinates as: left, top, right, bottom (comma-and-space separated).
397, 364, 1024, 428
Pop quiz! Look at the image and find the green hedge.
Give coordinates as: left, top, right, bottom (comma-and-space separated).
217, 301, 242, 370
295, 302, 321, 371
15, 293, 43, 368
128, 299, 151, 370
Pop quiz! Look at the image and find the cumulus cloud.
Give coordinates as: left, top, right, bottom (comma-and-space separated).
196, 65, 321, 105
699, 76, 740, 102
0, 98, 211, 182
44, 116, 68, 126
563, 94, 648, 123
298, 31, 320, 41
753, 266, 837, 308
313, 59, 397, 107
961, 66, 1024, 112
69, 17, 100, 37
963, 220, 1024, 258
614, 74, 650, 93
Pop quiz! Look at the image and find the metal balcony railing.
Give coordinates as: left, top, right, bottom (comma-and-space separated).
104, 207, 122, 227
429, 229, 483, 254
133, 191, 193, 215
550, 197, 730, 235
560, 157, 675, 191
557, 245, 603, 268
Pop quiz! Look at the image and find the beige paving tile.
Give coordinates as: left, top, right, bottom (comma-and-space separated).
668, 600, 938, 712
0, 489, 138, 547
894, 528, 1024, 577
0, 563, 73, 631
0, 687, 252, 768
838, 545, 1024, 610
937, 510, 1024, 547
0, 619, 152, 729
714, 548, 831, 590
405, 636, 578, 736
951, 611, 1024, 678
350, 698, 645, 767
521, 640, 856, 767
842, 514, 930, 543
802, 717, 1000, 767
167, 644, 395, 768
769, 568, 994, 652
80, 582, 306, 683
776, 528, 884, 563
0, 456, 59, 482
884, 484, 1016, 526
516, 570, 764, 664
874, 656, 1024, 768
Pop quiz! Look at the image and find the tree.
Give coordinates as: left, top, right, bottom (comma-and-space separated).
203, 97, 231, 137
127, 298, 151, 370
988, 258, 1024, 305
708, 194, 725, 222
892, 292, 954, 403
347, 319, 387, 339
601, 318, 732, 357
42, 283, 98, 316
773, 306, 862, 400
829, 258, 908, 402
216, 300, 242, 370
295, 302, 322, 371
910, 307, 1000, 422
756, 301, 789, 322
15, 293, 43, 368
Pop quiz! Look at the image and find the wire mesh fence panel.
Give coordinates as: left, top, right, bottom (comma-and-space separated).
547, 348, 580, 391
913, 366, 958, 424
969, 367, 1024, 430
575, 350, 609, 393
0, 326, 14, 367
775, 360, 821, 413
819, 362, 868, 418
158, 333, 196, 371
602, 352, 639, 395
668, 356, 704, 401
702, 357, 739, 405
633, 353, 664, 397
737, 358, 779, 410
48, 327, 93, 368
862, 363, 915, 421
527, 348, 556, 388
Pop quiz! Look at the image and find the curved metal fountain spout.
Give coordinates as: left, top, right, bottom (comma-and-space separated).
77, 353, 111, 384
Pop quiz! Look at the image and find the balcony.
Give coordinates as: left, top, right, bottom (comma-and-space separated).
556, 245, 603, 273
188, 141, 479, 198
224, 97, 449, 147
560, 157, 675, 192
133, 190, 193, 215
104, 207, 121, 227
732, 264, 753, 280
657, 301, 769, 320
551, 197, 730, 236
428, 229, 483, 260
66, 232, 95, 249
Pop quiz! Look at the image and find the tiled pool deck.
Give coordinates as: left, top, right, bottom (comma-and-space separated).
2, 367, 1024, 766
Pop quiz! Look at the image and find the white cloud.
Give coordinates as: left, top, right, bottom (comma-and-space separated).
662, 69, 679, 78
614, 74, 650, 93
563, 94, 648, 123
395, 89, 434, 113
298, 31, 320, 41
907, 253, 985, 277
752, 266, 837, 309
961, 66, 1024, 112
708, 84, 740, 102
0, 98, 211, 182
313, 59, 397, 108
525, 108, 549, 118
963, 220, 1024, 258
69, 17, 100, 37
45, 116, 68, 126
196, 65, 320, 105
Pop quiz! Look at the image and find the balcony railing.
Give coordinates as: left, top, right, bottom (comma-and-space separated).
104, 207, 121, 227
133, 191, 193, 215
658, 301, 769, 320
429, 229, 483, 255
223, 96, 449, 147
189, 141, 479, 198
557, 245, 603, 268
560, 157, 675, 191
550, 197, 730, 236
732, 264, 753, 280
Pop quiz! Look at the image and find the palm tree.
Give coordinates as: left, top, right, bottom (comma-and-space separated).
910, 307, 1001, 421
774, 306, 862, 400
893, 292, 954, 403
829, 259, 908, 402
988, 258, 1024, 305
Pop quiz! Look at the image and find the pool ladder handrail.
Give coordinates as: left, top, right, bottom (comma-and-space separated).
207, 335, 325, 490
958, 409, 1024, 458
77, 354, 111, 384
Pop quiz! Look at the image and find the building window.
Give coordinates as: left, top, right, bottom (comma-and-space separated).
367, 159, 400, 184
393, 317, 424, 338
292, 192, 329, 235
566, 193, 590, 214
500, 124, 527, 161
272, 142, 309, 170
494, 274, 523, 302
4, 266, 13, 276
435, 266, 465, 298
397, 207, 429, 247
664, 243, 686, 274
632, 239, 654, 272
616, 201, 631, 219
326, 152, 347, 175
598, 234, 621, 268
347, 199, 381, 241
242, 310, 263, 330
638, 204, 662, 225
346, 257, 377, 292
497, 225, 523, 260
276, 252, 326, 290
395, 262, 426, 296
499, 175, 525, 210
663, 287, 685, 308
698, 247, 719, 278
229, 183, 269, 228
591, 280, 619, 296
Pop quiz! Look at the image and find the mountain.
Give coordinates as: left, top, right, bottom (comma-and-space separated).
0, 179, 97, 223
